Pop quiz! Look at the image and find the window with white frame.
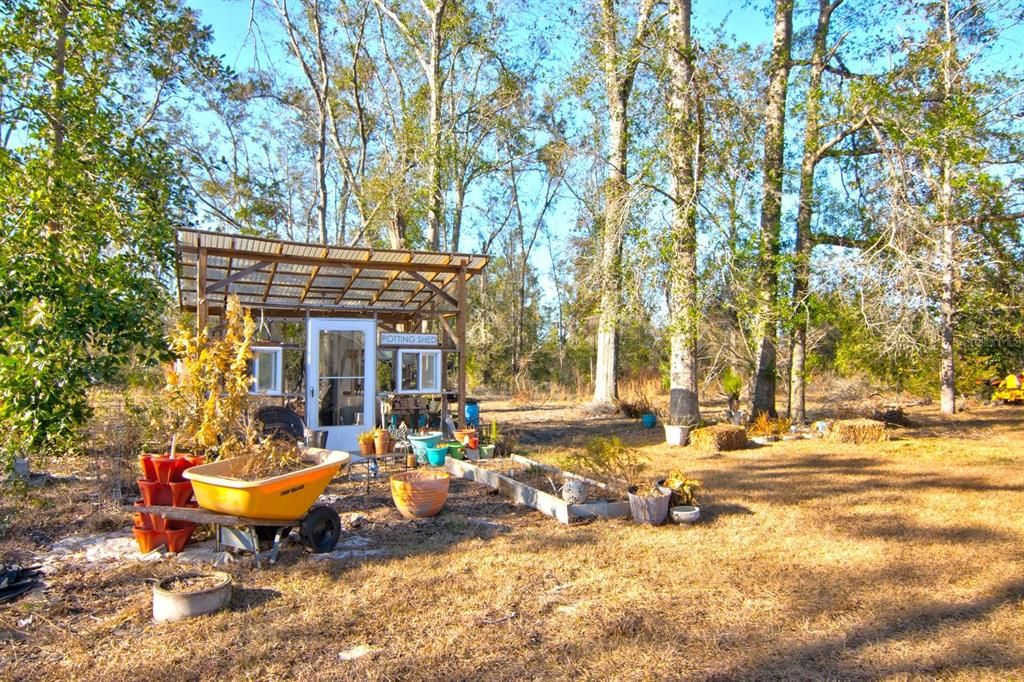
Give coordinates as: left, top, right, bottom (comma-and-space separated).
251, 346, 283, 395
396, 349, 441, 393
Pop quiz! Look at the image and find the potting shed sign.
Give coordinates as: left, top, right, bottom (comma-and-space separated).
380, 332, 438, 347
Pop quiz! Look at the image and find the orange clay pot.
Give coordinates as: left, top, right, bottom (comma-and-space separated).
164, 523, 196, 554
453, 429, 476, 446
390, 469, 450, 519
169, 481, 194, 507
374, 430, 390, 456
132, 527, 164, 554
359, 440, 375, 456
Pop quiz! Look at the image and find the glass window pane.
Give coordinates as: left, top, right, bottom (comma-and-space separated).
320, 331, 364, 377
256, 351, 277, 391
317, 377, 365, 426
420, 352, 437, 390
401, 352, 419, 391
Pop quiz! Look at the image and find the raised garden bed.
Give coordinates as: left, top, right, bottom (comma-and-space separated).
445, 455, 630, 524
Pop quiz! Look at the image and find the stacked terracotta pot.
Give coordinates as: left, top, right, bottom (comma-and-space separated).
132, 454, 204, 554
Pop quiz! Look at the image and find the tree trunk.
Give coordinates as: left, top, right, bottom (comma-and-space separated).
666, 0, 701, 425
750, 0, 793, 419
593, 0, 630, 406
51, 0, 70, 157
425, 2, 446, 251
938, 0, 956, 415
790, 0, 835, 425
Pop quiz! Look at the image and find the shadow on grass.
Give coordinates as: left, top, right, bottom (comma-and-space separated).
712, 578, 1024, 681
232, 587, 282, 611
695, 453, 1024, 508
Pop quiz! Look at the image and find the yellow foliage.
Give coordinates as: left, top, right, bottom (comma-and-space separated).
163, 295, 256, 456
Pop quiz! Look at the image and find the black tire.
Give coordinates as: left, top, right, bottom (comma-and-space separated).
300, 506, 341, 553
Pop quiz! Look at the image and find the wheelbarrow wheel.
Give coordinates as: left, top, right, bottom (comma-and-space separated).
300, 506, 341, 553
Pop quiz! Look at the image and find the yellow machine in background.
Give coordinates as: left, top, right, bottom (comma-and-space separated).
992, 372, 1024, 404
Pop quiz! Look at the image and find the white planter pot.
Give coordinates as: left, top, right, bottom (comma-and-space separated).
664, 425, 690, 447
153, 572, 232, 623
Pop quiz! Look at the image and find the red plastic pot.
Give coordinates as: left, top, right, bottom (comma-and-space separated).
164, 523, 195, 553
169, 457, 193, 482
151, 514, 169, 533
131, 501, 151, 529
137, 479, 172, 507
184, 455, 206, 468
138, 454, 158, 482
169, 480, 194, 507
132, 527, 165, 554
151, 455, 174, 484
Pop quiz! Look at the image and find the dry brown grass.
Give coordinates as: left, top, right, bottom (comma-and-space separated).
827, 418, 889, 444
1, 404, 1023, 680
690, 423, 748, 452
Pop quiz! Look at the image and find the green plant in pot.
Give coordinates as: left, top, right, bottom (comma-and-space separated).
721, 367, 742, 414
662, 470, 703, 524
357, 430, 375, 456
480, 419, 499, 459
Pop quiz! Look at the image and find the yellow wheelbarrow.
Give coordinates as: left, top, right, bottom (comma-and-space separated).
158, 448, 353, 564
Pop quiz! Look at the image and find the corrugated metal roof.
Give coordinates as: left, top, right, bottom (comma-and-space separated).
175, 228, 487, 319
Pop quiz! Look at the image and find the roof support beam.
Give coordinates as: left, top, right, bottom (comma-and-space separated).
207, 260, 272, 293
408, 270, 457, 307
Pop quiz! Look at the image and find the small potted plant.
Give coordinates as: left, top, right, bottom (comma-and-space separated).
662, 470, 703, 523
626, 480, 673, 525
721, 367, 743, 424
657, 409, 691, 446
480, 419, 498, 459
358, 430, 375, 456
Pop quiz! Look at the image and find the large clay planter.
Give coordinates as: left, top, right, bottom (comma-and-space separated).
183, 455, 205, 468
374, 431, 390, 456
390, 470, 450, 519
138, 479, 172, 507
169, 481, 194, 507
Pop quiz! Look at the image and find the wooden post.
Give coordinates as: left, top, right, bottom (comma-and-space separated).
456, 264, 467, 430
197, 246, 208, 332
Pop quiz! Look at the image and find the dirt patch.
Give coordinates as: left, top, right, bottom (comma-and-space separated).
160, 573, 224, 593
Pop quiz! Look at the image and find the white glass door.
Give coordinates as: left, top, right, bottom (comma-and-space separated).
307, 319, 376, 451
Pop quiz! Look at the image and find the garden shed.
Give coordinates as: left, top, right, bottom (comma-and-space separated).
174, 228, 488, 450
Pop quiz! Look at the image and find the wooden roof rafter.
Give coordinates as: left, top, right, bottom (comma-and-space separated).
175, 228, 487, 320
